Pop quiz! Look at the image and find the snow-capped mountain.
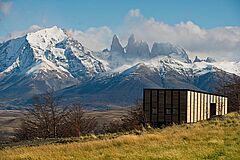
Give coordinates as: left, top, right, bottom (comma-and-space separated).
0, 26, 105, 81
150, 42, 191, 63
0, 26, 239, 108
57, 56, 240, 108
0, 26, 106, 107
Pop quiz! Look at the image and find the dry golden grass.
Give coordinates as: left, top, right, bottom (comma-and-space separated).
0, 113, 240, 160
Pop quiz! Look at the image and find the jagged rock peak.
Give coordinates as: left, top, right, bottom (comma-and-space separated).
193, 56, 202, 63
193, 56, 216, 63
110, 34, 124, 53
128, 34, 135, 44
151, 42, 191, 63
102, 48, 109, 52
125, 34, 150, 59
205, 57, 216, 63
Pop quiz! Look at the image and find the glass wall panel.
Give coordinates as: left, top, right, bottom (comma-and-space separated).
151, 90, 158, 122
165, 90, 172, 113
172, 91, 179, 123
158, 91, 165, 122
144, 90, 151, 122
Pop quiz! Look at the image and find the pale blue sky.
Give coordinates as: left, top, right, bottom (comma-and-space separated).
0, 0, 240, 36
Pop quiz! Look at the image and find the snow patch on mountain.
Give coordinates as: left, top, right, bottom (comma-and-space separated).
151, 42, 191, 63
212, 61, 240, 76
26, 26, 67, 52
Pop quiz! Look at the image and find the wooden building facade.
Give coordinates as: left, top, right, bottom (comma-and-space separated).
143, 89, 228, 126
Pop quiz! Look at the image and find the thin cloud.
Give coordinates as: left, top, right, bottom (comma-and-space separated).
0, 0, 12, 15
0, 25, 42, 42
128, 9, 141, 17
0, 8, 239, 61
67, 26, 113, 51
125, 9, 240, 60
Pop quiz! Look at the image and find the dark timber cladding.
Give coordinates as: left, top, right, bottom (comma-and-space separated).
143, 89, 228, 126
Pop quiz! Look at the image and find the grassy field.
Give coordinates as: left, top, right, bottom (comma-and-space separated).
0, 113, 240, 160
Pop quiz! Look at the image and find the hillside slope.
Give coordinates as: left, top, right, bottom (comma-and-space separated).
1, 113, 239, 160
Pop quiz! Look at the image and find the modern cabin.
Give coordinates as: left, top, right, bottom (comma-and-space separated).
143, 89, 228, 126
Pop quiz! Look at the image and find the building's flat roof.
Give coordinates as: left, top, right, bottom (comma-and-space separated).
144, 88, 228, 97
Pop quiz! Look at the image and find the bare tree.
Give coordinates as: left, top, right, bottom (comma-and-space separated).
121, 100, 146, 130
104, 100, 145, 133
15, 93, 98, 140
64, 104, 97, 137
15, 91, 68, 140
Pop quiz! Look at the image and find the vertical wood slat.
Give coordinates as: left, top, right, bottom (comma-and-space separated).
222, 97, 225, 115
225, 97, 228, 114
201, 93, 204, 120
178, 91, 180, 123
194, 92, 198, 122
203, 94, 207, 120
191, 91, 194, 123
187, 91, 191, 123
150, 90, 152, 124
193, 92, 195, 122
216, 95, 218, 115
164, 90, 166, 124
222, 97, 224, 115
208, 94, 211, 119
199, 93, 202, 120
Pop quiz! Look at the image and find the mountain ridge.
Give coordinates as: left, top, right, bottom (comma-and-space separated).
0, 26, 239, 109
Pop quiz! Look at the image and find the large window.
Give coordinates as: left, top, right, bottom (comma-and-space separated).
166, 108, 171, 115
151, 90, 158, 122
158, 90, 164, 121
173, 108, 178, 115
144, 90, 151, 122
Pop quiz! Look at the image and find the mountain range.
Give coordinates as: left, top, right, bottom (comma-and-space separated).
0, 26, 239, 109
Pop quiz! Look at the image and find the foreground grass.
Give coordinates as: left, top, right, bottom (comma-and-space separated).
0, 113, 240, 160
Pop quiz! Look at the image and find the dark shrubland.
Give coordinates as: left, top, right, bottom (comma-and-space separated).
15, 92, 97, 140
15, 95, 144, 141
103, 100, 145, 133
63, 104, 97, 137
